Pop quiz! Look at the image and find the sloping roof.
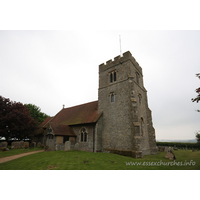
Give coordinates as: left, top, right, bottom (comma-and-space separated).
50, 123, 76, 137
40, 117, 53, 127
50, 101, 102, 126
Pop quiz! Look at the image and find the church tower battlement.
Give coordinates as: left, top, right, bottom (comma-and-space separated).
98, 51, 158, 158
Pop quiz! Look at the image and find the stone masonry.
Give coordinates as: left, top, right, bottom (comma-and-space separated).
98, 51, 158, 157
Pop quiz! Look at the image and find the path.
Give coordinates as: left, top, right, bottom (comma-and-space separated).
0, 150, 44, 164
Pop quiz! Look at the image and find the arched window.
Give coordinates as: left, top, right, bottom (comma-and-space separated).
81, 132, 84, 142
80, 128, 88, 142
84, 132, 87, 142
111, 93, 115, 102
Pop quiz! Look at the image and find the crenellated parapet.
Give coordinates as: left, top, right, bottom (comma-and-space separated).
99, 51, 142, 74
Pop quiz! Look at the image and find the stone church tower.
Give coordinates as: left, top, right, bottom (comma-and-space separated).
98, 51, 158, 158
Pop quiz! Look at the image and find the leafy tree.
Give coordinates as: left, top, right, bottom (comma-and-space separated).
0, 96, 38, 141
25, 104, 50, 123
195, 131, 200, 141
191, 73, 200, 112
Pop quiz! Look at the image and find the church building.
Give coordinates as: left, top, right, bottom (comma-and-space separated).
35, 51, 158, 158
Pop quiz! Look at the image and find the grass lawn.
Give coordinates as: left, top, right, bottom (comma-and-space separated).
0, 149, 199, 170
0, 147, 43, 158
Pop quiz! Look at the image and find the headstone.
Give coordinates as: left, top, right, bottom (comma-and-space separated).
0, 142, 8, 147
158, 146, 165, 152
19, 141, 24, 148
29, 142, 34, 149
37, 142, 41, 147
74, 143, 79, 151
23, 142, 29, 149
11, 142, 21, 149
64, 141, 71, 151
165, 150, 176, 160
164, 147, 170, 152
0, 147, 9, 151
32, 142, 36, 147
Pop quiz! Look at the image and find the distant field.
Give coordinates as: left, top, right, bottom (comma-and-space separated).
0, 149, 199, 170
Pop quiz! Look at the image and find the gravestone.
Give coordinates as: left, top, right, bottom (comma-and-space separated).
164, 147, 170, 152
0, 147, 9, 151
32, 142, 36, 147
29, 142, 35, 149
158, 146, 165, 152
11, 142, 21, 149
165, 150, 176, 160
23, 142, 29, 149
64, 141, 71, 151
74, 143, 79, 151
19, 141, 24, 148
60, 144, 64, 151
37, 142, 41, 147
0, 142, 8, 148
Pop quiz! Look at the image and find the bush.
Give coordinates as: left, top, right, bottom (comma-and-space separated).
156, 142, 199, 149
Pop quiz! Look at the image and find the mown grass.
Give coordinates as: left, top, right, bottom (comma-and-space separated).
0, 147, 43, 158
0, 149, 199, 170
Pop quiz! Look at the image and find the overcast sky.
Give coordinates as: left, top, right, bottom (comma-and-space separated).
1, 30, 199, 140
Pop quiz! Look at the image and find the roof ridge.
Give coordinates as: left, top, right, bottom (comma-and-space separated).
63, 100, 98, 110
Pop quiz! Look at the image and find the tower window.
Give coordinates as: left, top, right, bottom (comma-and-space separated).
109, 71, 117, 83
114, 71, 116, 82
136, 72, 139, 84
141, 118, 144, 136
111, 93, 115, 102
110, 73, 113, 83
138, 94, 142, 104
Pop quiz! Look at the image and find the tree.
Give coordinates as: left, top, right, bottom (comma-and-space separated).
0, 96, 38, 141
191, 73, 200, 112
25, 104, 50, 123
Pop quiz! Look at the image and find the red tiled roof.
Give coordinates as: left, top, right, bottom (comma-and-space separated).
51, 101, 102, 126
50, 123, 76, 137
40, 117, 53, 127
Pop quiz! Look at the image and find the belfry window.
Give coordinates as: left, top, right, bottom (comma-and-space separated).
109, 71, 117, 83
110, 73, 113, 83
80, 128, 87, 142
114, 71, 116, 82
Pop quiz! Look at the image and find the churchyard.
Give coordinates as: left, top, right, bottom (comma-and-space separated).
0, 145, 200, 170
